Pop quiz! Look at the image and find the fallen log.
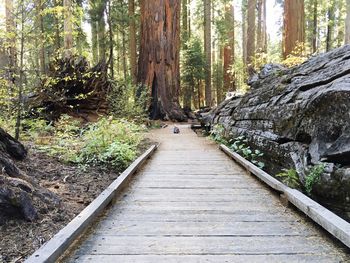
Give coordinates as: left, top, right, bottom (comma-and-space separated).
0, 128, 59, 222
27, 56, 110, 121
203, 45, 350, 213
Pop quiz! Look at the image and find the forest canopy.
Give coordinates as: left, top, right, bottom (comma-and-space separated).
0, 0, 349, 123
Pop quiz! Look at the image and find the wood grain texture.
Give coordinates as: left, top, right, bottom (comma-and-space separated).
64, 125, 349, 263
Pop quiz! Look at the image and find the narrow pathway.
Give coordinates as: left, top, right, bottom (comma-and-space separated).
66, 124, 349, 262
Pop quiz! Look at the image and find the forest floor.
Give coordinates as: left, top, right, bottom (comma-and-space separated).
0, 139, 153, 263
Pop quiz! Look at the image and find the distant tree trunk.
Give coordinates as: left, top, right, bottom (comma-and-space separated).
257, 0, 262, 51
15, 3, 25, 140
223, 4, 235, 94
182, 0, 192, 111
312, 0, 318, 53
283, 0, 305, 59
36, 0, 46, 74
63, 0, 73, 57
326, 1, 335, 51
204, 0, 212, 107
242, 0, 247, 66
137, 0, 186, 121
53, 0, 61, 51
129, 0, 137, 84
98, 1, 106, 63
262, 0, 267, 52
246, 0, 256, 76
122, 30, 127, 80
5, 0, 16, 72
346, 0, 350, 44
107, 0, 114, 78
216, 46, 223, 104
89, 1, 99, 64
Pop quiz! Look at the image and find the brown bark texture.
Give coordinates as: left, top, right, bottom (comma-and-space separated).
223, 4, 235, 95
246, 0, 256, 76
137, 0, 186, 121
129, 0, 137, 84
204, 0, 212, 107
283, 0, 305, 59
346, 0, 350, 44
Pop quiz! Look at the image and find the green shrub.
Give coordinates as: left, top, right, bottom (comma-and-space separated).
305, 164, 326, 195
210, 124, 228, 145
276, 169, 301, 188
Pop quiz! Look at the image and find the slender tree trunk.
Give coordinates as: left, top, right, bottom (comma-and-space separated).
137, 0, 186, 121
15, 3, 25, 140
107, 0, 114, 78
63, 0, 73, 57
36, 0, 46, 74
204, 0, 212, 107
53, 0, 61, 51
242, 0, 247, 66
346, 0, 350, 44
216, 46, 223, 104
182, 0, 192, 111
223, 4, 235, 94
262, 0, 267, 52
129, 0, 137, 84
98, 1, 106, 63
246, 0, 256, 76
122, 30, 127, 80
326, 1, 335, 52
312, 0, 318, 53
283, 0, 305, 59
257, 0, 262, 51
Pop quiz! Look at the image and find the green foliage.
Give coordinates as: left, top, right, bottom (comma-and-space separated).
210, 124, 228, 145
181, 37, 206, 96
230, 136, 265, 169
76, 118, 144, 169
276, 169, 301, 188
5, 115, 145, 170
305, 163, 326, 195
108, 80, 149, 122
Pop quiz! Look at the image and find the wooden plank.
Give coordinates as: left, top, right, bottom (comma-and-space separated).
71, 236, 336, 255
220, 144, 350, 249
94, 221, 315, 236
25, 145, 158, 263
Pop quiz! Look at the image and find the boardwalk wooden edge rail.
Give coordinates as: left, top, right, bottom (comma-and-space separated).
219, 144, 350, 249
25, 144, 159, 263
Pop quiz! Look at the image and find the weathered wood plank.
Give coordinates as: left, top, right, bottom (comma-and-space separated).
25, 145, 158, 263
61, 125, 349, 262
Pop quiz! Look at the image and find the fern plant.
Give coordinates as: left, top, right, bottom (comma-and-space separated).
276, 169, 301, 188
305, 164, 326, 195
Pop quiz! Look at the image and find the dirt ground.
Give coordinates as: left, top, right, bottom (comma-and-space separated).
0, 139, 153, 263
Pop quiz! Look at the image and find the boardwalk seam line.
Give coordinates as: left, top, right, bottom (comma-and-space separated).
24, 144, 158, 263
219, 144, 350, 249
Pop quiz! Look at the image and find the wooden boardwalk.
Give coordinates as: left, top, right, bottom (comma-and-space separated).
65, 125, 349, 263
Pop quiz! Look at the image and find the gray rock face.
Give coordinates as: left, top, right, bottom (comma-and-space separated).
203, 45, 350, 213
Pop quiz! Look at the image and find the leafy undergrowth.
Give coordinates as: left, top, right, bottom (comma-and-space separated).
0, 115, 152, 262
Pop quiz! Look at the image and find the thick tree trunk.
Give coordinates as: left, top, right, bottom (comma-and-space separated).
129, 0, 137, 84
137, 0, 186, 121
346, 0, 350, 44
204, 0, 212, 107
246, 0, 256, 76
223, 4, 235, 94
63, 0, 73, 58
283, 0, 305, 59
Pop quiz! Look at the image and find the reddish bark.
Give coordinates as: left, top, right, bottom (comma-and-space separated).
138, 0, 186, 121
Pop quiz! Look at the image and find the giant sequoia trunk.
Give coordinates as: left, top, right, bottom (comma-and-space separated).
283, 0, 305, 58
203, 45, 350, 214
137, 0, 186, 121
0, 128, 59, 222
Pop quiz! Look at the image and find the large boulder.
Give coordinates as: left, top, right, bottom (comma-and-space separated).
203, 45, 350, 213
